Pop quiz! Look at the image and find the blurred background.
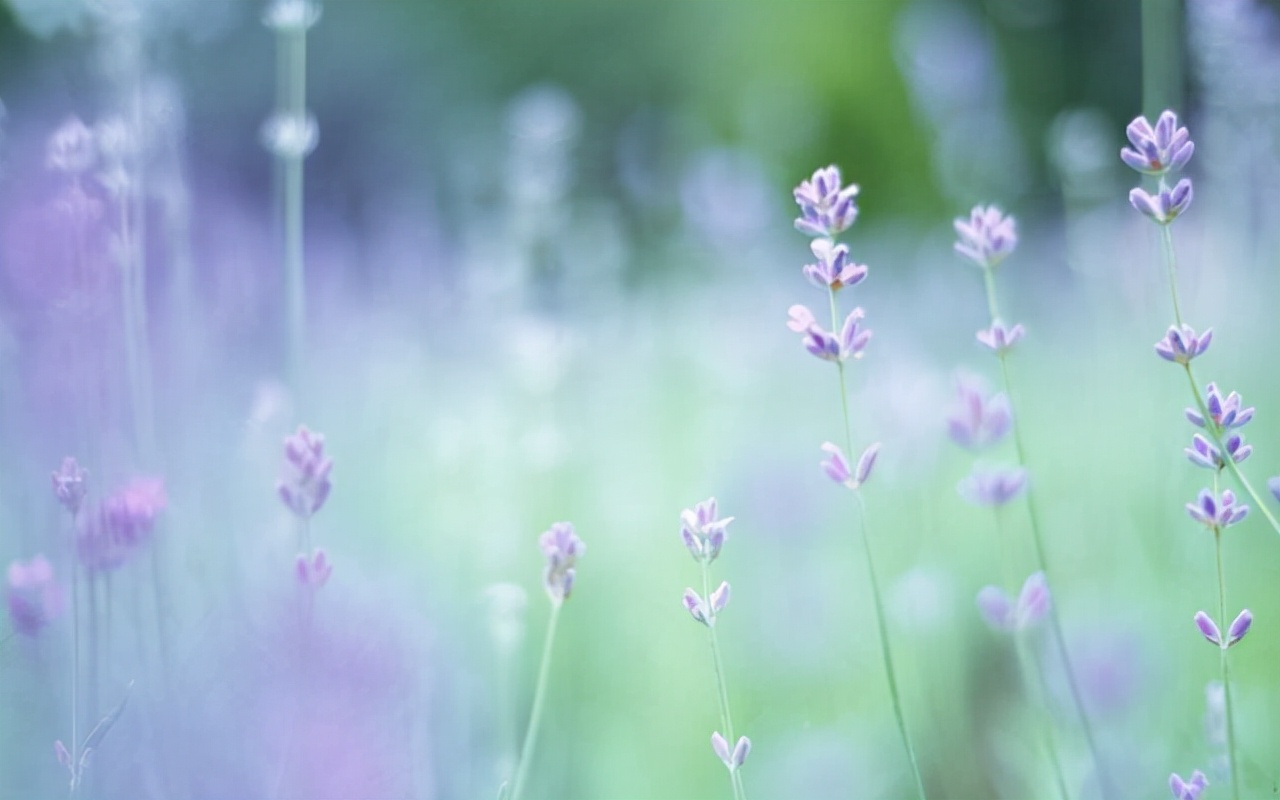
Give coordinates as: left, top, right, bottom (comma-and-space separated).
2, 0, 1280, 798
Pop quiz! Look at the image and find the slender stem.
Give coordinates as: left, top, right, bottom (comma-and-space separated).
1014, 636, 1072, 800
1158, 226, 1184, 328
827, 286, 927, 799
279, 25, 309, 391
509, 603, 562, 800
69, 512, 80, 797
981, 278, 1110, 798
1211, 471, 1241, 799
702, 561, 744, 800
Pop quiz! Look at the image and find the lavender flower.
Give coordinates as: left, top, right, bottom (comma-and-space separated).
46, 117, 96, 175
793, 165, 859, 238
788, 306, 872, 362
976, 571, 1050, 633
683, 582, 730, 627
76, 478, 167, 572
539, 521, 584, 604
1185, 432, 1251, 470
1129, 180, 1194, 225
1155, 324, 1212, 365
51, 457, 88, 516
976, 319, 1025, 355
1186, 383, 1254, 431
711, 732, 751, 771
958, 466, 1027, 507
1186, 488, 1249, 530
6, 555, 64, 637
946, 377, 1012, 450
802, 238, 867, 291
954, 205, 1017, 269
1196, 609, 1253, 649
820, 442, 880, 489
1121, 111, 1194, 176
295, 548, 333, 588
278, 425, 333, 519
680, 498, 734, 563
1168, 770, 1208, 800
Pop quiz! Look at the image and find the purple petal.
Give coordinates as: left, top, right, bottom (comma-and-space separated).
1194, 611, 1221, 646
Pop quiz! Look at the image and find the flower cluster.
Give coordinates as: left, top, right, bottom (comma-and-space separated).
540, 521, 584, 604
1168, 770, 1208, 800
975, 572, 1050, 634
947, 374, 1025, 508
295, 548, 333, 588
954, 205, 1017, 270
1155, 324, 1212, 365
1122, 110, 1194, 224
51, 457, 88, 517
819, 441, 879, 490
76, 478, 167, 572
793, 165, 858, 238
679, 498, 734, 627
711, 731, 751, 773
278, 425, 333, 519
6, 555, 64, 637
1194, 609, 1252, 650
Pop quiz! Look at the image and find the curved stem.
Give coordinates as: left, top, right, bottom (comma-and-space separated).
1014, 636, 1072, 800
702, 562, 744, 800
509, 603, 562, 800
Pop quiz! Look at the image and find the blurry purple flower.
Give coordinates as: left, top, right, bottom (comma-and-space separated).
1155, 324, 1212, 365
1194, 611, 1222, 646
77, 478, 167, 572
1168, 769, 1208, 800
1269, 476, 1280, 504
793, 165, 859, 238
976, 571, 1050, 633
1186, 384, 1254, 431
1227, 609, 1252, 647
820, 442, 880, 490
539, 521, 584, 603
1185, 432, 1251, 470
54, 740, 71, 770
958, 466, 1027, 507
1121, 111, 1194, 176
1185, 488, 1248, 529
278, 425, 333, 519
46, 117, 96, 175
6, 555, 64, 637
976, 319, 1025, 355
51, 457, 88, 516
710, 581, 730, 614
683, 588, 710, 626
954, 205, 1017, 269
711, 732, 751, 771
295, 548, 333, 588
794, 308, 872, 362
946, 376, 1012, 450
1129, 180, 1193, 224
786, 304, 817, 333
802, 238, 867, 291
680, 498, 734, 563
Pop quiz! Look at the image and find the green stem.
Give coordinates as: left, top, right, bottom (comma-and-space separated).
982, 286, 1110, 798
702, 562, 744, 800
827, 286, 926, 799
278, 25, 309, 393
1211, 471, 1241, 800
69, 512, 80, 797
1014, 635, 1072, 800
509, 603, 562, 800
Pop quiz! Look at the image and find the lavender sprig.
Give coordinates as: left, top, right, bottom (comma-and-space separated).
791, 165, 927, 800
951, 204, 1108, 796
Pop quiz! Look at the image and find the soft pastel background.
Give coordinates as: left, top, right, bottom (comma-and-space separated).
1, 1, 1280, 798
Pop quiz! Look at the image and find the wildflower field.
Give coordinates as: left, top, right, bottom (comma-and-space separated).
1, 1, 1279, 799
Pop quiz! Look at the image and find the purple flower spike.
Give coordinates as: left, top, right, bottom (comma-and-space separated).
793, 165, 859, 238
683, 588, 710, 626
820, 442, 879, 489
796, 308, 872, 362
976, 319, 1025, 354
1155, 324, 1212, 365
1194, 610, 1222, 646
295, 547, 333, 588
1185, 432, 1251, 470
1121, 110, 1194, 176
711, 732, 751, 771
1188, 383, 1255, 432
947, 376, 1012, 451
1227, 608, 1252, 647
954, 205, 1017, 269
51, 457, 89, 516
958, 466, 1027, 507
1168, 770, 1208, 800
77, 478, 167, 573
6, 555, 65, 637
278, 425, 334, 519
803, 238, 868, 291
539, 521, 584, 603
1185, 488, 1248, 530
1129, 179, 1193, 225
680, 498, 734, 563
975, 572, 1050, 633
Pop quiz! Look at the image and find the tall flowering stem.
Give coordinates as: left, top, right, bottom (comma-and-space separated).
792, 166, 926, 799
681, 499, 749, 800
954, 205, 1108, 797
509, 522, 583, 800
